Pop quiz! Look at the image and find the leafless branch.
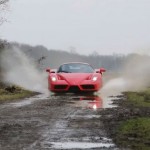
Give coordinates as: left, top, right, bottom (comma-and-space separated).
0, 0, 9, 5
0, 0, 9, 25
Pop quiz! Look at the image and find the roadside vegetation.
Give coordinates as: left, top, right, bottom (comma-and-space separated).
117, 117, 150, 150
116, 89, 150, 149
124, 89, 150, 107
101, 88, 150, 150
0, 85, 35, 102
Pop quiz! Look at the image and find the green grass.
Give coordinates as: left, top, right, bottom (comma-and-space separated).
116, 117, 150, 150
0, 87, 34, 101
114, 88, 150, 149
124, 88, 150, 107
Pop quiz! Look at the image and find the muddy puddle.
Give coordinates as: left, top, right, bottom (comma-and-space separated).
47, 92, 120, 150
0, 92, 120, 150
1, 94, 49, 108
51, 141, 115, 149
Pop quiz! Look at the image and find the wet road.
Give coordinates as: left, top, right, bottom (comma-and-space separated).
0, 93, 118, 150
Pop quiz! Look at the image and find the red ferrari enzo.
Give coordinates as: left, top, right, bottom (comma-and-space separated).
46, 62, 106, 93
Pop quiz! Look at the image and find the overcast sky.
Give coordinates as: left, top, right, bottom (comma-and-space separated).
0, 0, 150, 55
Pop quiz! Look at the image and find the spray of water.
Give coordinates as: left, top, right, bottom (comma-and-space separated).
101, 54, 150, 96
0, 47, 49, 94
1, 47, 149, 97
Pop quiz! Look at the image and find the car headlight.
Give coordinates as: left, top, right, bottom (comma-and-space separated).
92, 76, 97, 81
51, 77, 57, 82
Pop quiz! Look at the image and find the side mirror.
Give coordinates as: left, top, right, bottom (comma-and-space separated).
46, 68, 51, 73
100, 68, 106, 74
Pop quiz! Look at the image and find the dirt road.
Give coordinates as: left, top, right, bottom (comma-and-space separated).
0, 93, 118, 150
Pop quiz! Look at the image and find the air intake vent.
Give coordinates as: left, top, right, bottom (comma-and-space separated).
54, 85, 68, 89
81, 85, 94, 89
68, 86, 80, 92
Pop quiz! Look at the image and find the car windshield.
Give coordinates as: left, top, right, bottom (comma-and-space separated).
57, 63, 94, 73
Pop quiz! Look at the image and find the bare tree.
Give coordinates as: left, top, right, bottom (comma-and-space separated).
0, 0, 9, 49
0, 0, 9, 83
0, 0, 9, 25
0, 0, 8, 5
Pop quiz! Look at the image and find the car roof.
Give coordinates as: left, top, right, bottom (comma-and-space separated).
61, 62, 90, 65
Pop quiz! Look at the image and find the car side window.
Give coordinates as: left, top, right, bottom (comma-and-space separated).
57, 66, 62, 73
57, 65, 70, 73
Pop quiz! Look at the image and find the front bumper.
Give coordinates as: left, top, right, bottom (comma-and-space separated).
49, 80, 102, 92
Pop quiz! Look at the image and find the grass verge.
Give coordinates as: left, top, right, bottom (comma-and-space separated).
101, 88, 150, 150
0, 86, 36, 102
116, 117, 150, 150
124, 88, 150, 107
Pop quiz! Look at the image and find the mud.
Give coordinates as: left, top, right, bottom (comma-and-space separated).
0, 93, 120, 150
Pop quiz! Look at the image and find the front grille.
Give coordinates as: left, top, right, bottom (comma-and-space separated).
54, 85, 67, 89
81, 85, 94, 89
68, 86, 80, 92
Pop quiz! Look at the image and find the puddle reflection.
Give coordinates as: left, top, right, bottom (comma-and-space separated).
70, 93, 118, 109
52, 92, 117, 109
79, 96, 102, 110
71, 95, 103, 110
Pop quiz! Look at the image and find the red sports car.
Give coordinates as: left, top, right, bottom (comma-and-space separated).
46, 62, 106, 93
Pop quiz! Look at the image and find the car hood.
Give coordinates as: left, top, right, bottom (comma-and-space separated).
57, 73, 93, 84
